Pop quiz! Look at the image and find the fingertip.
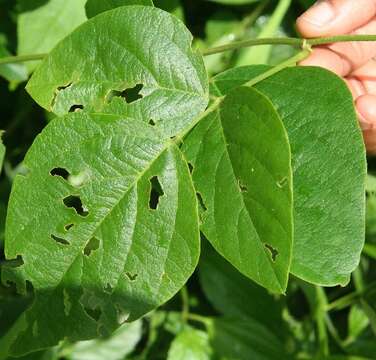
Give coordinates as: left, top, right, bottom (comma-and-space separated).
297, 0, 376, 38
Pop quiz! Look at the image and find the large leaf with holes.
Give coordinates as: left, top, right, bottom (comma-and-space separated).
26, 6, 208, 137
85, 0, 154, 18
211, 66, 366, 286
0, 112, 199, 357
17, 0, 87, 72
182, 86, 293, 293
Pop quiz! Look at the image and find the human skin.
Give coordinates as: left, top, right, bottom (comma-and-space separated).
296, 0, 376, 153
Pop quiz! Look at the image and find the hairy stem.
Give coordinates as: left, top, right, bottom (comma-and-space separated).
203, 34, 376, 56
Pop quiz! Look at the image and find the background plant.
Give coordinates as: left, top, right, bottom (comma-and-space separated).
0, 0, 376, 359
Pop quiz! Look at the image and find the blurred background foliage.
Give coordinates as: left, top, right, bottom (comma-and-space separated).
1, 0, 376, 359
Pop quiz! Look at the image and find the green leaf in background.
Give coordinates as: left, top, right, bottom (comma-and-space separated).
183, 86, 293, 293
199, 241, 285, 336
167, 328, 212, 360
154, 0, 184, 21
63, 321, 142, 360
208, 317, 290, 360
17, 0, 87, 72
236, 0, 292, 66
1, 112, 199, 357
85, 0, 154, 18
347, 306, 370, 343
0, 35, 27, 83
211, 66, 366, 287
26, 6, 208, 137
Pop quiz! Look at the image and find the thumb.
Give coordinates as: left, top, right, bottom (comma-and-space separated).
296, 0, 376, 38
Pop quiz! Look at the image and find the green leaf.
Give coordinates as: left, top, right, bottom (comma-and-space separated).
199, 241, 285, 336
182, 86, 293, 293
0, 35, 27, 83
154, 0, 184, 21
64, 321, 142, 360
17, 0, 88, 72
85, 0, 154, 18
348, 306, 369, 342
211, 65, 366, 286
26, 6, 208, 137
235, 0, 292, 66
167, 328, 212, 360
208, 317, 290, 360
1, 112, 200, 357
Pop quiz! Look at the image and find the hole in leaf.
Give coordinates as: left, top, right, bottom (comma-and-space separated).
63, 195, 89, 217
64, 223, 74, 231
265, 244, 279, 262
50, 167, 70, 180
196, 192, 207, 212
238, 179, 248, 193
83, 237, 100, 256
149, 119, 156, 126
188, 162, 194, 174
3, 255, 24, 268
51, 234, 70, 246
110, 84, 144, 104
69, 104, 84, 112
57, 83, 72, 91
84, 307, 102, 322
149, 176, 164, 210
125, 272, 138, 281
104, 283, 113, 293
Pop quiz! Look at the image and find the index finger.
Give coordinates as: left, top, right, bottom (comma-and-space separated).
296, 0, 376, 38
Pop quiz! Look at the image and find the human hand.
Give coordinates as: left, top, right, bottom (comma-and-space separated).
297, 0, 376, 153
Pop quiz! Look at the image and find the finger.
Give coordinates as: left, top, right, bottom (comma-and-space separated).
299, 19, 376, 76
297, 0, 376, 38
351, 58, 376, 94
355, 94, 376, 136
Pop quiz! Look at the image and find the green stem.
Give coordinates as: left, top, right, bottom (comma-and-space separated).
315, 286, 329, 357
180, 286, 189, 322
0, 53, 47, 65
325, 290, 360, 312
245, 49, 311, 87
186, 313, 211, 326
203, 34, 376, 56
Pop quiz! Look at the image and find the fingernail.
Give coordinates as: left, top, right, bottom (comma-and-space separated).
299, 1, 335, 27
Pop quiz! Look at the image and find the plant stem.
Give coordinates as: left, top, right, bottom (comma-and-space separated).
180, 286, 190, 322
315, 286, 329, 357
0, 53, 47, 65
186, 313, 211, 326
203, 34, 376, 56
245, 49, 311, 87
